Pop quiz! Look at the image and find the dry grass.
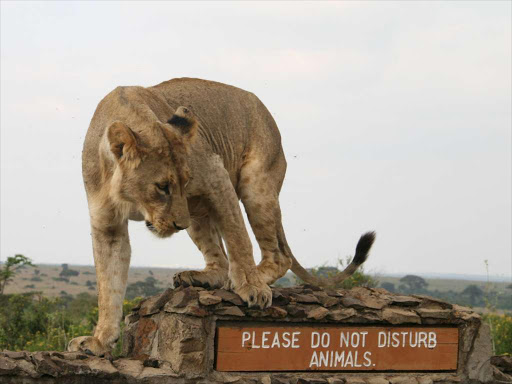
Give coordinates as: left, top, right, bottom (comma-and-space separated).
4, 264, 185, 297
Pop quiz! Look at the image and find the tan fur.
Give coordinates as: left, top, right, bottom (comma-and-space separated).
69, 78, 372, 356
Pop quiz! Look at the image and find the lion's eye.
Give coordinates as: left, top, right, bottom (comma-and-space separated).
155, 182, 171, 195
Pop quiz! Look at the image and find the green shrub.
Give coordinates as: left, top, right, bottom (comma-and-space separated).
483, 313, 512, 355
0, 293, 141, 355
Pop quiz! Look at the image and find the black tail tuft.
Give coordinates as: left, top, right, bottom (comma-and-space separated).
352, 231, 376, 265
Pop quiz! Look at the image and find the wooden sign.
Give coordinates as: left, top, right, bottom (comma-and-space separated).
215, 324, 458, 372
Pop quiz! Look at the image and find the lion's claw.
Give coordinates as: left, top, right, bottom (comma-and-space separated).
234, 282, 272, 309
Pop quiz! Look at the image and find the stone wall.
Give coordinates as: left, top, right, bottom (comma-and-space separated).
1, 286, 509, 384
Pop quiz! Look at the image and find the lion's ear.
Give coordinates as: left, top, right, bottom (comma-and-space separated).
167, 106, 198, 147
107, 121, 141, 166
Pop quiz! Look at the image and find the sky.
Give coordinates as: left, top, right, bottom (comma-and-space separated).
1, 2, 511, 280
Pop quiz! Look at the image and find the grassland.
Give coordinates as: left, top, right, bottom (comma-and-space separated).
5, 263, 510, 298
4, 264, 184, 297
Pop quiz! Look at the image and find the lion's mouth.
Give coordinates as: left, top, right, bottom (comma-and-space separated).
145, 220, 176, 238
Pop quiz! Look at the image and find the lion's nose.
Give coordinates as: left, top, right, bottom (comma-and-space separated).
173, 222, 188, 231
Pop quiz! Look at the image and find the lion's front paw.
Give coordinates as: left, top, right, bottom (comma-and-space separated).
234, 281, 272, 309
68, 336, 111, 359
173, 269, 228, 289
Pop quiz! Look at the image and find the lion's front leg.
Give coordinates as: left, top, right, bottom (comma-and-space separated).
68, 220, 131, 356
173, 215, 229, 289
206, 169, 272, 309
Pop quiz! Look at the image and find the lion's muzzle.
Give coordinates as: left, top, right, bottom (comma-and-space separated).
145, 219, 187, 238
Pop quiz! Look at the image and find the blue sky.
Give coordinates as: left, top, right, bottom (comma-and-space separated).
1, 2, 510, 279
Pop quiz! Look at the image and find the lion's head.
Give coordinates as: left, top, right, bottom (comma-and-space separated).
103, 106, 197, 238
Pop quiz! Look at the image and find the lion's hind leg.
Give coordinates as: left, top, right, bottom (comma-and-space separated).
173, 215, 229, 289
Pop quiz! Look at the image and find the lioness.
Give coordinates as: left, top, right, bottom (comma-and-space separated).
68, 78, 375, 356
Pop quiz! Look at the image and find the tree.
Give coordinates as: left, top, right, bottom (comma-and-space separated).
380, 282, 396, 293
398, 275, 428, 293
462, 284, 484, 307
0, 254, 34, 295
60, 264, 79, 277
125, 276, 163, 299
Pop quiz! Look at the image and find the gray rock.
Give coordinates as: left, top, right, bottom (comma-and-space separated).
215, 306, 245, 317
350, 287, 388, 309
296, 378, 328, 384
125, 312, 140, 325
426, 374, 461, 383
266, 306, 288, 318
340, 296, 367, 309
1, 352, 26, 360
413, 295, 452, 310
317, 295, 340, 308
213, 289, 244, 306
272, 290, 291, 306
156, 315, 208, 376
32, 352, 60, 377
290, 293, 321, 304
388, 377, 418, 384
15, 358, 40, 378
138, 365, 179, 380
491, 355, 512, 373
382, 308, 421, 324
0, 356, 17, 375
199, 291, 222, 306
51, 356, 93, 376
168, 287, 199, 308
492, 365, 512, 383
271, 377, 291, 384
165, 300, 209, 317
328, 308, 357, 321
113, 358, 144, 379
307, 307, 330, 320
466, 323, 493, 383
286, 304, 308, 318
416, 308, 452, 319
366, 378, 389, 384
87, 356, 119, 378
327, 378, 346, 384
344, 377, 366, 384
390, 296, 421, 307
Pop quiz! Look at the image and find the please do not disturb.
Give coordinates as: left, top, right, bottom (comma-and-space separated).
216, 325, 458, 372
241, 329, 439, 369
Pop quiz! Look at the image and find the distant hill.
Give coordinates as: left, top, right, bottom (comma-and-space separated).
4, 264, 511, 300
380, 272, 511, 283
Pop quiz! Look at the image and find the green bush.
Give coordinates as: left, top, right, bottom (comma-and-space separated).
483, 313, 512, 355
0, 293, 141, 356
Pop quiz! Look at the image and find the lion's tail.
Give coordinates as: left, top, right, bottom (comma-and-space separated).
278, 227, 376, 288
